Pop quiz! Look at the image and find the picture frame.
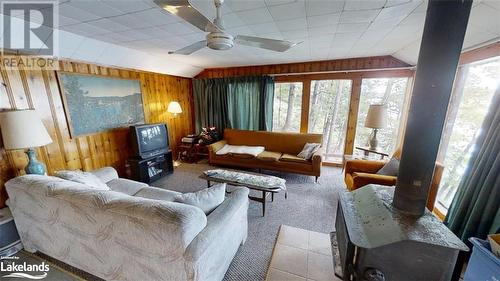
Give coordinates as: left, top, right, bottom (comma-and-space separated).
57, 72, 145, 137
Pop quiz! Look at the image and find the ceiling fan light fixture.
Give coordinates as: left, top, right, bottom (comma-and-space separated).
206, 32, 234, 50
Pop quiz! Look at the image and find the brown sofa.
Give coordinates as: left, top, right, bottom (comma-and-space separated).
208, 129, 323, 180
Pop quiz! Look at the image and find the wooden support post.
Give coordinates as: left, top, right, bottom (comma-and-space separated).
393, 0, 473, 216
343, 77, 361, 156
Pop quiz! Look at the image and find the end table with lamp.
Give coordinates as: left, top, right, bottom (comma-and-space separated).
364, 104, 387, 151
0, 109, 52, 257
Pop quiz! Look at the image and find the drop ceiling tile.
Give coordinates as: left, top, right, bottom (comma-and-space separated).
101, 0, 156, 14
369, 16, 406, 30
281, 29, 308, 40
398, 11, 425, 26
337, 22, 370, 33
308, 26, 336, 37
267, 1, 306, 21
340, 9, 381, 23
344, 0, 386, 11
483, 0, 500, 11
58, 15, 80, 27
265, 0, 299, 6
276, 18, 308, 32
468, 3, 500, 35
115, 29, 155, 41
249, 22, 282, 36
64, 1, 123, 18
463, 25, 497, 49
131, 8, 181, 26
91, 32, 131, 43
135, 26, 174, 37
227, 26, 255, 36
308, 36, 333, 48
106, 14, 154, 29
385, 0, 414, 7
306, 0, 344, 16
181, 32, 207, 43
377, 1, 421, 21
87, 18, 130, 33
236, 7, 274, 25
61, 23, 108, 37
161, 22, 200, 36
225, 0, 267, 12
58, 2, 100, 22
307, 13, 340, 28
218, 13, 246, 29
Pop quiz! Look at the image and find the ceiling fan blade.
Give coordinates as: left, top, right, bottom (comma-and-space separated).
154, 0, 221, 32
235, 35, 300, 52
168, 40, 207, 55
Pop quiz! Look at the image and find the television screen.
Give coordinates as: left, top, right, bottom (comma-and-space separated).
132, 124, 168, 157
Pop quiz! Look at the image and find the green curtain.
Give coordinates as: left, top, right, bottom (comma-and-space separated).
193, 76, 274, 132
193, 78, 230, 133
444, 89, 500, 243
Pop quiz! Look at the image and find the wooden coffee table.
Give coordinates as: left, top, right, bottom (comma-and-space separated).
200, 170, 287, 217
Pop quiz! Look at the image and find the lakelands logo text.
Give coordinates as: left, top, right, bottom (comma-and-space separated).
1, 256, 49, 279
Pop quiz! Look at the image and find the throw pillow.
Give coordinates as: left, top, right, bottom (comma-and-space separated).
174, 183, 226, 214
377, 157, 400, 176
297, 143, 321, 160
55, 170, 110, 191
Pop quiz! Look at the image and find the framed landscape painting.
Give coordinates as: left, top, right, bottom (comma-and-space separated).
58, 72, 145, 137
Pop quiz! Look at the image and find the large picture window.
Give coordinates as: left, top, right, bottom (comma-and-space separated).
308, 80, 352, 163
436, 56, 500, 211
354, 78, 410, 154
272, 82, 303, 132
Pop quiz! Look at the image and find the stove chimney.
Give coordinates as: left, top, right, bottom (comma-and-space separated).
393, 0, 472, 216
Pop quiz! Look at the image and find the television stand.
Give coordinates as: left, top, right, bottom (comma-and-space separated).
128, 150, 173, 183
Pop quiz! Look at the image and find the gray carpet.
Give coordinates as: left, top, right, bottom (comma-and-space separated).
21, 162, 343, 281
152, 162, 342, 281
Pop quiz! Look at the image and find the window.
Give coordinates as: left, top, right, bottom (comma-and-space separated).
308, 80, 352, 163
272, 82, 303, 132
436, 57, 500, 211
354, 78, 410, 154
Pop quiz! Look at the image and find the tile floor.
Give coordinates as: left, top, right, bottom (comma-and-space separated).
266, 225, 342, 281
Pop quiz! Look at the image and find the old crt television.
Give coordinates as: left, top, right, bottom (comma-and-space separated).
130, 123, 169, 159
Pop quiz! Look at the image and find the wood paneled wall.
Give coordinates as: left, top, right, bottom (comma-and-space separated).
0, 59, 194, 208
196, 55, 412, 78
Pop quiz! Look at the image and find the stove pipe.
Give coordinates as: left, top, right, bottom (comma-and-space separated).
393, 0, 472, 216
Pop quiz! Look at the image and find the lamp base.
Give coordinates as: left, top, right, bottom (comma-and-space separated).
368, 129, 379, 150
24, 148, 47, 175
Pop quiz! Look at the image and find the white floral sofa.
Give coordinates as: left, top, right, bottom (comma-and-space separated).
5, 167, 249, 281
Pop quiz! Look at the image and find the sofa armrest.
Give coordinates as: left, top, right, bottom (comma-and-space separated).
345, 159, 385, 175
311, 147, 323, 175
208, 140, 227, 154
351, 172, 397, 189
183, 187, 249, 279
90, 167, 119, 183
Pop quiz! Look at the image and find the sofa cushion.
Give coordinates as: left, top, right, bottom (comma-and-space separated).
174, 183, 226, 214
280, 153, 310, 163
256, 151, 282, 162
134, 186, 180, 201
90, 167, 119, 183
107, 178, 148, 195
55, 170, 110, 190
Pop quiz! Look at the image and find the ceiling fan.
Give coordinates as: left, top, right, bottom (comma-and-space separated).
154, 0, 300, 55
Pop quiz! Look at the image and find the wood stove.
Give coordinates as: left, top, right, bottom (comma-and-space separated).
332, 185, 468, 281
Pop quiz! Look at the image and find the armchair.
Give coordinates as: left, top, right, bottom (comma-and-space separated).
344, 151, 444, 210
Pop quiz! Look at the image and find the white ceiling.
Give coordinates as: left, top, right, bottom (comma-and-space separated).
2, 0, 500, 77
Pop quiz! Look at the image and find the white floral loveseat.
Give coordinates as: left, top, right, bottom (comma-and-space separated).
5, 167, 249, 281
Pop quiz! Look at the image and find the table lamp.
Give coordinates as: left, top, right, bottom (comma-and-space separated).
0, 110, 53, 175
167, 101, 182, 117
364, 104, 387, 150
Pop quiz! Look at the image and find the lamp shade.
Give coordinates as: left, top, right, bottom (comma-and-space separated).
364, 104, 387, 129
0, 110, 52, 150
167, 101, 182, 114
